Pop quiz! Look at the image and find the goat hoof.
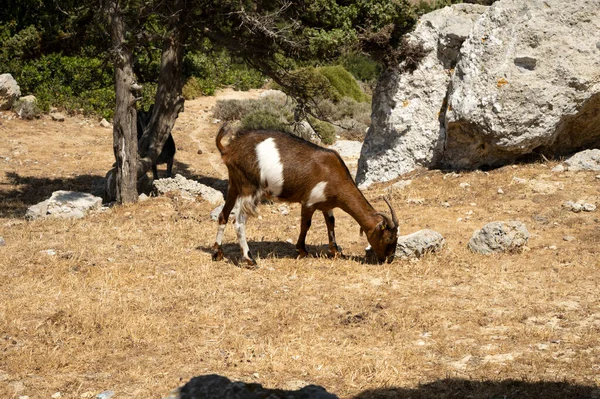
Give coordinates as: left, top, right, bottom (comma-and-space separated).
296, 250, 308, 259
243, 257, 258, 268
211, 246, 224, 261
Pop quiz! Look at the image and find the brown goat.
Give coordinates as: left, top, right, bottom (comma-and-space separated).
212, 125, 398, 266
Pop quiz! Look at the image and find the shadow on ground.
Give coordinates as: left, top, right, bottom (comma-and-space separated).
0, 172, 105, 218
353, 378, 600, 399
0, 160, 227, 218
170, 375, 599, 399
198, 241, 365, 266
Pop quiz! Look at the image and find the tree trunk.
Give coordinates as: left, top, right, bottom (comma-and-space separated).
137, 6, 187, 179
107, 0, 138, 204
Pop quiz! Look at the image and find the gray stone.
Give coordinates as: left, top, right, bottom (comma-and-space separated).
153, 174, 224, 204
50, 112, 66, 122
357, 4, 488, 187
444, 0, 600, 169
468, 221, 530, 254
100, 118, 112, 128
359, 0, 600, 187
395, 229, 445, 259
0, 73, 21, 111
0, 237, 5, 246
14, 95, 38, 119
168, 374, 338, 399
564, 149, 600, 171
26, 191, 103, 220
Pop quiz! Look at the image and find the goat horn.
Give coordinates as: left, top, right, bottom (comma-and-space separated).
383, 197, 398, 230
375, 212, 394, 230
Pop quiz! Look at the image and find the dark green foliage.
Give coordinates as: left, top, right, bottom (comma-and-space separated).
340, 53, 381, 83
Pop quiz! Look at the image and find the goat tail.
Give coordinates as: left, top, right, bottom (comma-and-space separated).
216, 123, 233, 155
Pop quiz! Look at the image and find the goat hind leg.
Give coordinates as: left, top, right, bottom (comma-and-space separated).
323, 210, 341, 257
296, 206, 315, 258
211, 187, 238, 261
234, 209, 256, 267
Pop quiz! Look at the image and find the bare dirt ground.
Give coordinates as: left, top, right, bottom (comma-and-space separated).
1, 88, 599, 399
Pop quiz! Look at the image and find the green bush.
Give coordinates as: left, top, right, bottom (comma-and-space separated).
340, 53, 381, 83
310, 118, 337, 145
241, 110, 292, 133
318, 65, 370, 103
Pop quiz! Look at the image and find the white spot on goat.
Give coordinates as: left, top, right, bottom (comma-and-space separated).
306, 181, 328, 207
256, 138, 284, 197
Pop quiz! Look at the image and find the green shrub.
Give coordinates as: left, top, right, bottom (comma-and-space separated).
340, 53, 381, 83
182, 77, 204, 100
317, 65, 369, 103
241, 110, 292, 133
310, 118, 337, 145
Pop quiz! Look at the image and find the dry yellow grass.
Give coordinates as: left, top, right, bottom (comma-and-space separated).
1, 90, 599, 399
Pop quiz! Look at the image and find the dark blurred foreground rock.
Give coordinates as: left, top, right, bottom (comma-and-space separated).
163, 375, 338, 399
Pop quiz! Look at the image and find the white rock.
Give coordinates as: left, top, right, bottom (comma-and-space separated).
356, 4, 488, 187
0, 73, 21, 110
468, 221, 530, 254
395, 229, 445, 259
100, 118, 112, 128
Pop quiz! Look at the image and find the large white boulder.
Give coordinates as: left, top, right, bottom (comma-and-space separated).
444, 0, 600, 169
356, 4, 488, 187
357, 0, 600, 187
0, 74, 21, 111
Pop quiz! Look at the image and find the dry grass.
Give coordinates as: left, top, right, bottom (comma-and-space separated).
1, 90, 599, 399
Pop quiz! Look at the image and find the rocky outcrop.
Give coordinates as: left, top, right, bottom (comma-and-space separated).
358, 0, 600, 187
444, 0, 600, 169
153, 174, 224, 204
357, 4, 488, 187
0, 74, 21, 111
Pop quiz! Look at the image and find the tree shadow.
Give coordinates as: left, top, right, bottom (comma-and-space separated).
0, 172, 106, 218
353, 378, 599, 399
197, 241, 365, 267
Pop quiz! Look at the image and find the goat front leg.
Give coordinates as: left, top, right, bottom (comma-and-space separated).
212, 186, 238, 262
296, 206, 315, 258
323, 209, 341, 257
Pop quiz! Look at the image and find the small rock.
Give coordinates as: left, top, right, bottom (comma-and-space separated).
41, 249, 57, 256
468, 221, 530, 254
279, 205, 290, 215
596, 175, 600, 180
442, 202, 450, 208
138, 193, 149, 201
96, 391, 115, 399
395, 229, 445, 259
551, 164, 565, 172
0, 237, 5, 246
497, 188, 504, 194
80, 392, 95, 399
548, 245, 558, 250
99, 118, 111, 128
52, 393, 61, 399
50, 112, 65, 122
459, 182, 470, 188
563, 236, 575, 242
512, 177, 527, 184
583, 203, 596, 212
197, 149, 203, 155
